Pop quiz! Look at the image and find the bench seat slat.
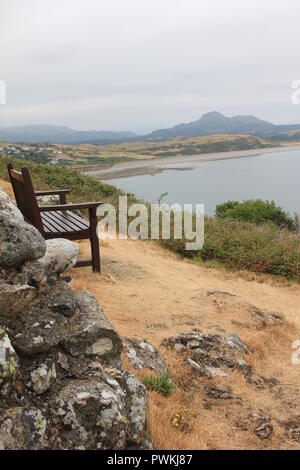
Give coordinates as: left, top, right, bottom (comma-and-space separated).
41, 217, 58, 234
41, 210, 90, 234
41, 213, 69, 233
46, 210, 89, 231
58, 210, 89, 230
43, 211, 75, 233
65, 210, 91, 228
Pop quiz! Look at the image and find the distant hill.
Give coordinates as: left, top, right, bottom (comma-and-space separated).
145, 111, 300, 140
2, 112, 300, 144
0, 124, 137, 144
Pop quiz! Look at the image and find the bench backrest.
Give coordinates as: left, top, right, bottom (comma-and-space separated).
7, 163, 44, 234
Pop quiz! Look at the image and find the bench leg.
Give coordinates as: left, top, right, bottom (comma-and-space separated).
90, 234, 100, 273
89, 208, 101, 273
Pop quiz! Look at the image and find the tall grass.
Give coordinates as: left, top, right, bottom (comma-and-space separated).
161, 217, 300, 280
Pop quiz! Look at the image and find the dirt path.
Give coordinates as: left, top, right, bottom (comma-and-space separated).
71, 237, 300, 344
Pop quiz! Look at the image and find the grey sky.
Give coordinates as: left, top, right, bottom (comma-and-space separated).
1, 0, 300, 132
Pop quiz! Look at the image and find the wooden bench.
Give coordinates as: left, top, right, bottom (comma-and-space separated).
7, 163, 102, 272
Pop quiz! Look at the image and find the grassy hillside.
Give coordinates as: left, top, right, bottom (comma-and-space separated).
1, 134, 276, 169
70, 134, 275, 166
0, 153, 137, 208
1, 154, 300, 281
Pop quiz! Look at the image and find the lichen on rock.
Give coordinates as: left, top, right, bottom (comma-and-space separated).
0, 327, 20, 398
123, 337, 167, 374
162, 332, 250, 378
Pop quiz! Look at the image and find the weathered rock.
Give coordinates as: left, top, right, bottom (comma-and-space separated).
11, 308, 68, 357
225, 334, 248, 354
57, 360, 151, 449
30, 238, 79, 276
56, 350, 71, 372
25, 356, 57, 395
62, 292, 122, 366
36, 195, 60, 207
0, 189, 23, 223
187, 359, 228, 378
250, 413, 273, 439
45, 277, 78, 317
283, 416, 300, 443
163, 332, 249, 378
123, 337, 167, 374
50, 378, 128, 449
251, 307, 283, 328
0, 187, 150, 450
0, 327, 20, 398
110, 368, 149, 446
0, 212, 46, 268
0, 262, 47, 292
0, 407, 47, 449
204, 386, 236, 400
0, 283, 36, 323
207, 290, 236, 298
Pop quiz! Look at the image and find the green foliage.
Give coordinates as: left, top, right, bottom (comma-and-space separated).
21, 151, 52, 164
161, 217, 300, 280
215, 199, 296, 231
0, 154, 137, 211
143, 373, 173, 397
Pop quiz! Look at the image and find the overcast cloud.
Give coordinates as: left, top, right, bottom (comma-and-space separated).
1, 0, 300, 132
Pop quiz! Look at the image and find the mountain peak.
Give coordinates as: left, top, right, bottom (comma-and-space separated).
147, 111, 289, 140
201, 111, 226, 120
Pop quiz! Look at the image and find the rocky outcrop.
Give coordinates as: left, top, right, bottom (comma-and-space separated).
0, 407, 47, 450
62, 292, 122, 367
123, 337, 167, 374
32, 238, 79, 276
0, 189, 151, 450
0, 328, 20, 399
0, 213, 46, 268
162, 332, 249, 378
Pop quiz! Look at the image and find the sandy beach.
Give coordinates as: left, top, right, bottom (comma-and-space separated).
83, 144, 300, 180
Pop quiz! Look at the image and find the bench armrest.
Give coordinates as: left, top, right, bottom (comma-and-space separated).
39, 202, 103, 212
35, 189, 71, 196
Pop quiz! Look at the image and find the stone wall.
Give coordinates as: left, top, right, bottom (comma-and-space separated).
0, 189, 151, 450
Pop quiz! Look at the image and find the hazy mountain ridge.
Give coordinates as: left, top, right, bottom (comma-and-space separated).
146, 111, 300, 140
0, 124, 137, 144
1, 112, 300, 144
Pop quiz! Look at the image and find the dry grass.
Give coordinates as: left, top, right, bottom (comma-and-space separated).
0, 179, 14, 198
67, 235, 300, 450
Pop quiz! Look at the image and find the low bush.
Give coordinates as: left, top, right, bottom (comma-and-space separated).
215, 199, 296, 231
161, 217, 300, 280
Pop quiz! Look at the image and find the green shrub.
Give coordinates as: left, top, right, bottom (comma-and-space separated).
161, 217, 300, 280
143, 373, 173, 397
215, 199, 296, 231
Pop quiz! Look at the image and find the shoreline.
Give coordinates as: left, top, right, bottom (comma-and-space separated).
83, 144, 300, 180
